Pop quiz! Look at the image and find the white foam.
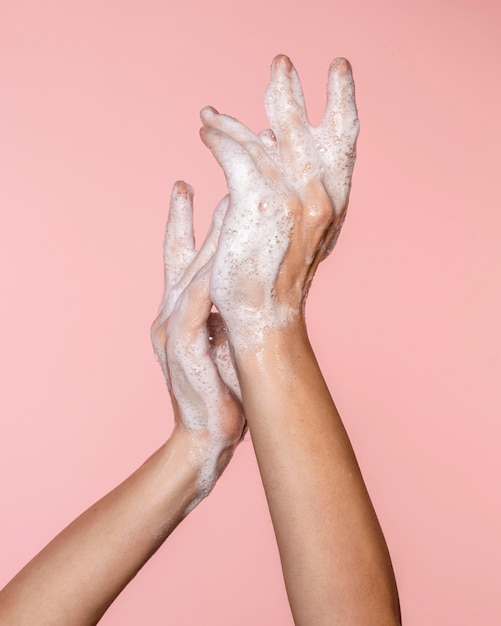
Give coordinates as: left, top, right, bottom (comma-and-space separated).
151, 183, 244, 511
166, 307, 242, 509
203, 57, 359, 351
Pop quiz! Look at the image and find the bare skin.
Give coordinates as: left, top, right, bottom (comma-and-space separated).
0, 184, 245, 625
201, 55, 401, 625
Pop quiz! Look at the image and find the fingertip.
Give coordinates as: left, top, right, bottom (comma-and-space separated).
200, 105, 219, 124
199, 124, 221, 150
199, 125, 209, 145
330, 57, 352, 77
324, 57, 357, 126
200, 122, 220, 138
272, 53, 293, 72
172, 180, 194, 199
200, 126, 233, 153
171, 180, 184, 195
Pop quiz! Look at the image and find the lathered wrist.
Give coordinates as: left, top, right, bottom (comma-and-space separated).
222, 300, 304, 355
175, 427, 236, 512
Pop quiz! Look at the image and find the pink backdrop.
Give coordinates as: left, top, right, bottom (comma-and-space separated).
1, 0, 500, 624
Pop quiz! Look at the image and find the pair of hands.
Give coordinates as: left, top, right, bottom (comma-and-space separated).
151, 55, 359, 503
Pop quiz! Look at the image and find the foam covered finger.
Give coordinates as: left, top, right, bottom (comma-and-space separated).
264, 55, 308, 127
172, 263, 243, 412
169, 262, 212, 340
190, 195, 228, 268
201, 108, 278, 179
167, 262, 240, 435
264, 56, 319, 174
200, 126, 259, 199
322, 58, 359, 137
201, 106, 262, 148
163, 181, 196, 294
264, 56, 310, 136
170, 194, 229, 307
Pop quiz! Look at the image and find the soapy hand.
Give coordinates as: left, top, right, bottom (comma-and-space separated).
151, 181, 245, 504
200, 55, 359, 349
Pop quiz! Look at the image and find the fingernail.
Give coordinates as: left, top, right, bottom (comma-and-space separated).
274, 54, 293, 72
173, 180, 193, 198
203, 105, 218, 116
200, 106, 218, 123
331, 57, 350, 75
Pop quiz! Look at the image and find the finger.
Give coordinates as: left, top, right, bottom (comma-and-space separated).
211, 341, 242, 404
163, 181, 196, 295
311, 60, 359, 211
201, 109, 278, 180
200, 125, 266, 202
175, 262, 213, 333
153, 191, 228, 386
157, 192, 228, 329
165, 263, 213, 433
167, 262, 213, 394
172, 264, 244, 419
176, 194, 229, 296
264, 55, 309, 128
263, 55, 318, 175
168, 263, 229, 404
321, 58, 359, 139
201, 106, 260, 148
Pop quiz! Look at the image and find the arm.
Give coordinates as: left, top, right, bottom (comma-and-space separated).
201, 55, 401, 625
0, 182, 245, 625
0, 433, 206, 626
235, 322, 400, 626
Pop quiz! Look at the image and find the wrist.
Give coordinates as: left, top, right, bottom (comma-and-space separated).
167, 426, 235, 513
230, 317, 315, 405
230, 314, 308, 360
222, 302, 307, 355
153, 429, 203, 514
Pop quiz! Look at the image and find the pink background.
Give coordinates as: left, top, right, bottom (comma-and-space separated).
1, 0, 500, 623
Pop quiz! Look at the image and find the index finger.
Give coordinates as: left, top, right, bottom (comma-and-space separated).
163, 180, 196, 296
321, 58, 359, 139
264, 55, 318, 176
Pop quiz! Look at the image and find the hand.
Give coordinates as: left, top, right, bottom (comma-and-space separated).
200, 55, 359, 350
151, 181, 245, 507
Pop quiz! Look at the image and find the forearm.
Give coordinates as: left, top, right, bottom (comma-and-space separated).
0, 429, 201, 626
234, 319, 401, 625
